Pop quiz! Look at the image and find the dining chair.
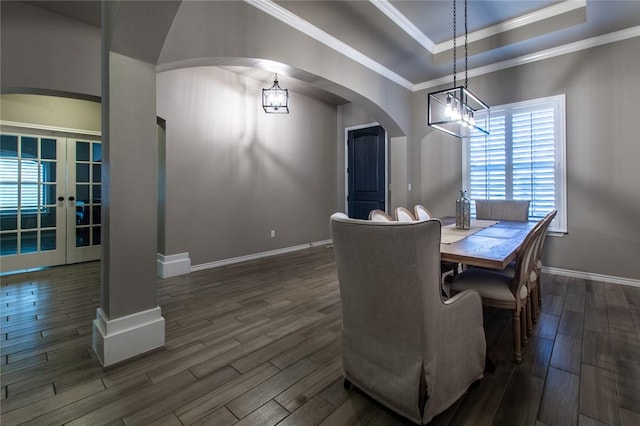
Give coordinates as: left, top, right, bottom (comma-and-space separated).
394, 206, 416, 222
330, 213, 486, 424
414, 204, 459, 279
529, 209, 558, 316
486, 209, 557, 326
369, 209, 394, 222
449, 218, 545, 363
414, 204, 433, 220
475, 199, 531, 221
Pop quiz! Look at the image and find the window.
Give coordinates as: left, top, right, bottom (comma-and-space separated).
0, 158, 45, 212
463, 94, 567, 233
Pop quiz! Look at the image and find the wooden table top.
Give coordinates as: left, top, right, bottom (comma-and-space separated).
439, 217, 537, 270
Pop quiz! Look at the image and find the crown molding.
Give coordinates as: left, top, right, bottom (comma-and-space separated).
432, 0, 587, 54
415, 25, 640, 91
245, 0, 640, 94
369, 0, 435, 52
245, 0, 414, 90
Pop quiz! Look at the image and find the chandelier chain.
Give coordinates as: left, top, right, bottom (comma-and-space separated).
453, 0, 456, 87
464, 0, 468, 88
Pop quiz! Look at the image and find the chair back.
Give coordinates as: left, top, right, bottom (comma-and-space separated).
330, 214, 443, 417
511, 219, 545, 305
394, 206, 416, 222
414, 204, 433, 221
368, 209, 394, 222
331, 214, 443, 343
532, 209, 558, 267
475, 199, 530, 221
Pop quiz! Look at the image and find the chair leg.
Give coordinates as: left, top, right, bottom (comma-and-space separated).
512, 310, 522, 363
531, 285, 539, 322
520, 308, 528, 347
526, 296, 533, 336
537, 274, 543, 308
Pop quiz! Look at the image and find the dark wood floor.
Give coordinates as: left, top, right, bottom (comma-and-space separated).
1, 246, 640, 426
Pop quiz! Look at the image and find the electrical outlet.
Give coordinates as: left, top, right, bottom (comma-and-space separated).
408, 183, 412, 191
270, 230, 276, 238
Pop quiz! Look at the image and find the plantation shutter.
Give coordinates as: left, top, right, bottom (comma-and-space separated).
0, 159, 42, 210
465, 95, 566, 231
511, 105, 556, 221
468, 113, 506, 204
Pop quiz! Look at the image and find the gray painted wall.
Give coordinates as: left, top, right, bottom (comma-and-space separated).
413, 37, 640, 281
0, 2, 100, 97
156, 67, 338, 266
0, 94, 101, 132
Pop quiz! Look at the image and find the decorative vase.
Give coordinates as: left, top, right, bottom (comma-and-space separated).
456, 190, 471, 230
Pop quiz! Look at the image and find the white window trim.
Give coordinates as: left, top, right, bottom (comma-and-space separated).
462, 94, 567, 234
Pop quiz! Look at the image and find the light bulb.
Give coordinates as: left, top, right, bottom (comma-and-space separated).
452, 104, 460, 120
444, 95, 453, 118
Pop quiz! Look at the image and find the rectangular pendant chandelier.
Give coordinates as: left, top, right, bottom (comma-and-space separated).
428, 86, 490, 138
428, 0, 490, 139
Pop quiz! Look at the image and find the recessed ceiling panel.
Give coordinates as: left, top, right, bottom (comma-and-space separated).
390, 0, 561, 44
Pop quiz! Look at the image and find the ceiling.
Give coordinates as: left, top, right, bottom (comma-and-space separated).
24, 0, 640, 95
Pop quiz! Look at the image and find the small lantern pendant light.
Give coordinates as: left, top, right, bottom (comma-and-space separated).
428, 0, 489, 138
262, 73, 289, 114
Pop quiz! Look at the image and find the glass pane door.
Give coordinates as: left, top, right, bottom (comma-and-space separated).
66, 139, 101, 264
0, 133, 66, 271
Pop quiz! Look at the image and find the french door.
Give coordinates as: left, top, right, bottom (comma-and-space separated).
0, 132, 102, 272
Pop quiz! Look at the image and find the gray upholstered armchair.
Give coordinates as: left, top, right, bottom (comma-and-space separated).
330, 213, 486, 424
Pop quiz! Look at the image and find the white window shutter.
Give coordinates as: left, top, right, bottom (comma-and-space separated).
464, 95, 567, 232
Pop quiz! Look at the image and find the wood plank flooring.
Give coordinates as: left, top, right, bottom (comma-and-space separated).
2, 246, 640, 425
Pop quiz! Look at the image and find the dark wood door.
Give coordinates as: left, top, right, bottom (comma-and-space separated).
347, 126, 386, 219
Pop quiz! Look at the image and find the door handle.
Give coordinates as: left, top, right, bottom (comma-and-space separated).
69, 196, 75, 201
58, 196, 65, 201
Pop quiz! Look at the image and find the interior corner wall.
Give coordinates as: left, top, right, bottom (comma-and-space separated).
389, 136, 408, 212
157, 119, 167, 256
413, 36, 640, 281
410, 85, 464, 218
157, 67, 338, 266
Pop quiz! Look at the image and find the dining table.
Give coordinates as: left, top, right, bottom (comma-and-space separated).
438, 217, 538, 270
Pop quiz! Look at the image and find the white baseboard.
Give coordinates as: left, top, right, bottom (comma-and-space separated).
542, 266, 640, 288
157, 253, 191, 278
191, 239, 333, 272
92, 306, 165, 367
183, 243, 639, 288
